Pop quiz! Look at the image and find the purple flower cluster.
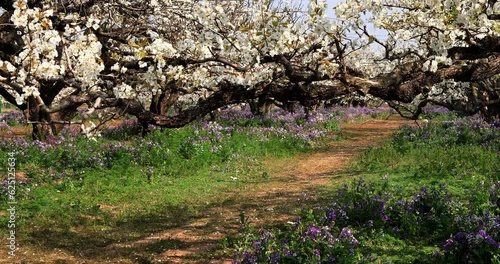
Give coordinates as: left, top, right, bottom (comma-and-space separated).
305, 226, 322, 241
181, 106, 367, 154
60, 125, 81, 138
421, 105, 457, 120
218, 105, 393, 123
393, 117, 500, 150
0, 128, 170, 183
0, 178, 31, 198
208, 105, 391, 147
234, 220, 360, 264
444, 230, 499, 250
171, 106, 340, 157
0, 111, 26, 126
233, 178, 500, 263
319, 106, 394, 121
442, 229, 500, 262
0, 120, 10, 132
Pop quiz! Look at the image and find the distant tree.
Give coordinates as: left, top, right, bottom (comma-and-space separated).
0, 0, 498, 139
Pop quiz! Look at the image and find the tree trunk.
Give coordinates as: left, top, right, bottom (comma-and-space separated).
150, 88, 180, 116
302, 98, 319, 120
26, 97, 80, 140
248, 96, 273, 117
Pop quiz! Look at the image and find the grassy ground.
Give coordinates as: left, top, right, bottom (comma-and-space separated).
233, 116, 499, 263
1, 107, 497, 263
1, 106, 376, 263
0, 127, 304, 263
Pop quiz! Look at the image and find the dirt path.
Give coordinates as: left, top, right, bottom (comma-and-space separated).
134, 118, 415, 263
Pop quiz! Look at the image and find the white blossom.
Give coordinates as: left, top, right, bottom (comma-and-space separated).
22, 86, 40, 97
138, 61, 148, 68
113, 83, 136, 99
0, 0, 497, 135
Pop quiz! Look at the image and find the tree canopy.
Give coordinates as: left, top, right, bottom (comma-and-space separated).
0, 0, 499, 139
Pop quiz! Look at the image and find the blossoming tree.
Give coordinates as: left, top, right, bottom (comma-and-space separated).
0, 0, 498, 139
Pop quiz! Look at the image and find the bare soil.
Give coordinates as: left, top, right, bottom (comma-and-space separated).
1, 118, 416, 264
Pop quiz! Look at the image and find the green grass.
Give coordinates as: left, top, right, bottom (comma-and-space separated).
343, 120, 499, 262
0, 115, 327, 262
2, 109, 497, 262
4, 139, 289, 219
349, 144, 498, 191
233, 118, 499, 263
349, 124, 499, 194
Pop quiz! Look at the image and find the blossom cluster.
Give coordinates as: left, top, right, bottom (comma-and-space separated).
0, 0, 496, 135
336, 0, 499, 74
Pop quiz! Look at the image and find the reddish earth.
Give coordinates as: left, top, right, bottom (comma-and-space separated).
1, 118, 417, 264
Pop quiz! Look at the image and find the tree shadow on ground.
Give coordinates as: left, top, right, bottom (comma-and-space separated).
25, 186, 334, 263
25, 204, 206, 263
